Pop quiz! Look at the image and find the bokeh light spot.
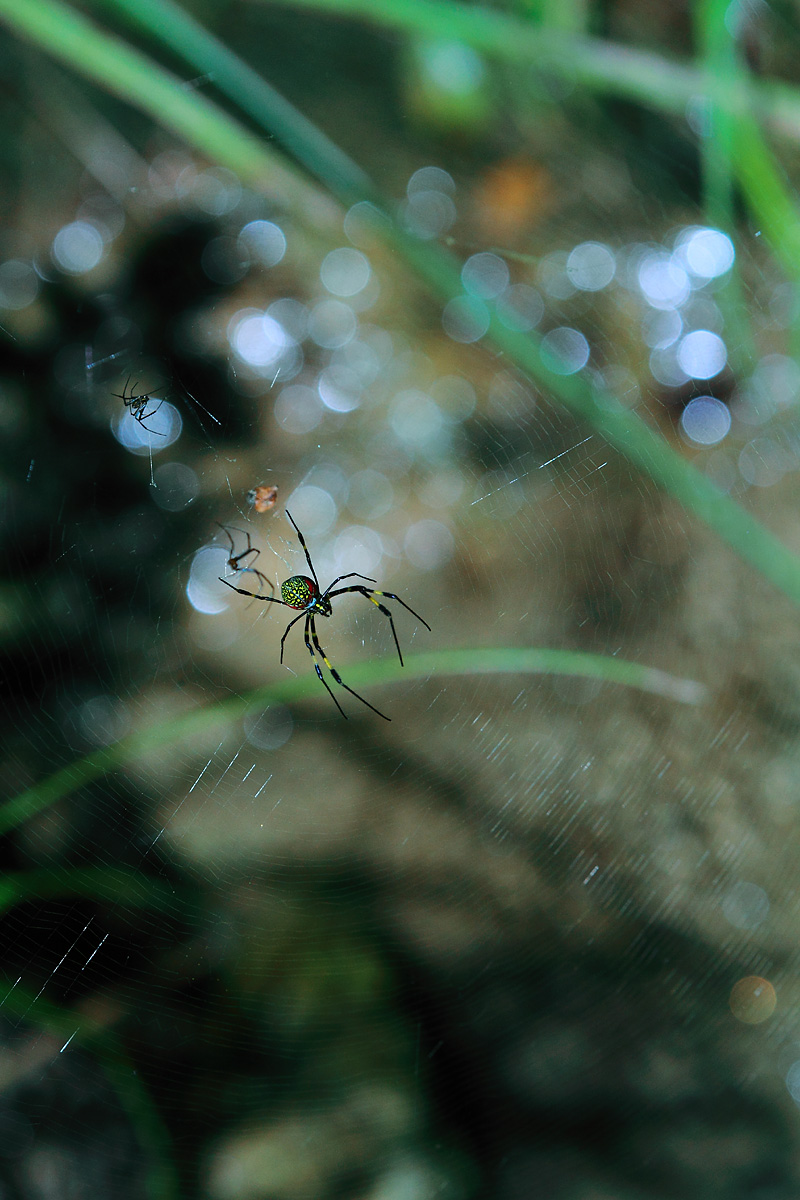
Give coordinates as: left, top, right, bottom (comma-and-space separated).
239, 220, 287, 267
347, 470, 394, 520
391, 390, 446, 452
186, 547, 231, 615
721, 881, 769, 931
244, 706, 293, 750
52, 222, 104, 274
318, 366, 362, 413
442, 295, 489, 343
461, 252, 509, 299
308, 300, 357, 349
738, 437, 795, 488
729, 976, 776, 1024
419, 41, 485, 95
404, 519, 455, 570
495, 284, 543, 333
150, 462, 199, 511
678, 226, 735, 279
114, 400, 181, 454
676, 330, 727, 379
334, 526, 384, 576
680, 397, 731, 446
566, 241, 616, 291
407, 166, 456, 196
637, 252, 690, 310
274, 384, 323, 435
284, 486, 337, 536
320, 247, 371, 297
403, 190, 457, 239
0, 260, 38, 310
540, 327, 590, 375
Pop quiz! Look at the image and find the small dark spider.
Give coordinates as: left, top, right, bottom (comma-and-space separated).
216, 523, 274, 596
219, 510, 431, 721
111, 377, 165, 435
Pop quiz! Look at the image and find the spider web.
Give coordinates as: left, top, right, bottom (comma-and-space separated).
2, 10, 800, 1198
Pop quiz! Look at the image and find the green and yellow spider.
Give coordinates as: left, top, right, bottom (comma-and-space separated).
219, 510, 431, 720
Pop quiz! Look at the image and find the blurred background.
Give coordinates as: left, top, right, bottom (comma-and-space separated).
2, 0, 800, 1196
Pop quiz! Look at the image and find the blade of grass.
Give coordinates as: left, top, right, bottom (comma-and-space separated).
0, 646, 706, 836
245, 0, 800, 141
0, 982, 178, 1200
693, 0, 757, 376
0, 0, 315, 205
0, 867, 190, 915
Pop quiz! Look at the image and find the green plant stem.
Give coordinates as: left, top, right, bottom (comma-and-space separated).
250, 0, 800, 139
693, 0, 756, 375
0, 0, 311, 203
0, 982, 178, 1200
0, 867, 189, 914
0, 647, 706, 835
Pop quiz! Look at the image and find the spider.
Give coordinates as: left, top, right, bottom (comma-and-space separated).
216, 523, 274, 595
219, 510, 430, 721
111, 377, 165, 435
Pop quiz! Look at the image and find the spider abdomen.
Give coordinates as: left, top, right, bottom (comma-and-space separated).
281, 575, 317, 609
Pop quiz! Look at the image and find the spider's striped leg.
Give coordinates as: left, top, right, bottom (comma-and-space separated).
285, 510, 321, 590
322, 571, 376, 593
304, 615, 349, 719
308, 615, 391, 721
324, 586, 416, 666
218, 577, 290, 606
279, 610, 307, 663
327, 585, 431, 634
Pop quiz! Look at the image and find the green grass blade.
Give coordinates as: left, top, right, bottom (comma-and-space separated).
246, 0, 800, 141
0, 981, 178, 1200
0, 646, 706, 835
693, 0, 757, 374
0, 867, 190, 915
0, 0, 312, 201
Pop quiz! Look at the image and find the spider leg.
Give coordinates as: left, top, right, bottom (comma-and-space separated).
232, 547, 261, 570
302, 615, 348, 718
322, 571, 376, 594
238, 566, 275, 596
136, 398, 165, 431
307, 614, 391, 721
137, 415, 167, 436
139, 421, 167, 436
328, 585, 431, 632
215, 523, 237, 557
218, 577, 291, 605
285, 510, 321, 590
111, 376, 135, 402
280, 610, 308, 663
325, 585, 430, 666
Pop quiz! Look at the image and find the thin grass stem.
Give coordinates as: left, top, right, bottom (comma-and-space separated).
0, 646, 706, 836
